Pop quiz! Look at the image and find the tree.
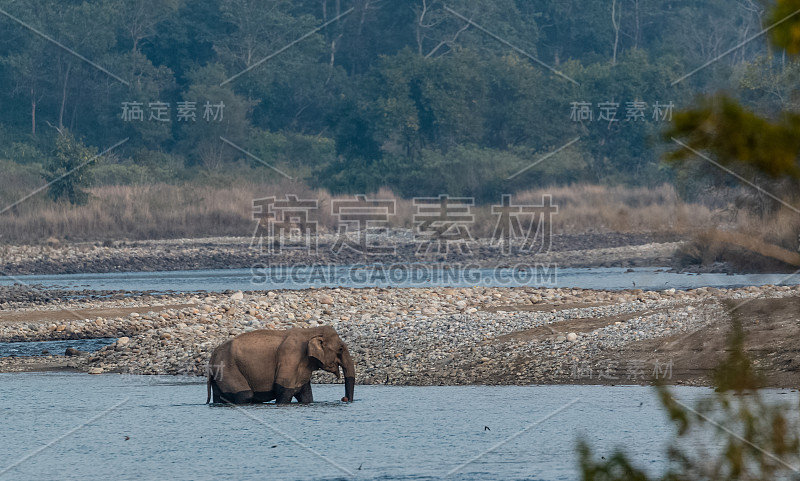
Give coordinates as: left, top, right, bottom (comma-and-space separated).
177, 63, 255, 169
44, 130, 99, 205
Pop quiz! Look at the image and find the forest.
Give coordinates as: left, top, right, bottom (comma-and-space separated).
1, 0, 791, 204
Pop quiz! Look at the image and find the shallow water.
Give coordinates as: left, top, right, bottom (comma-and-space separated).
2, 373, 796, 480
1, 266, 797, 293
0, 338, 116, 358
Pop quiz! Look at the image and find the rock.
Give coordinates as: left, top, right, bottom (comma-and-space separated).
319, 295, 334, 305
55, 325, 67, 332
230, 291, 244, 300
87, 367, 103, 375
566, 332, 578, 342
116, 337, 130, 347
65, 347, 84, 356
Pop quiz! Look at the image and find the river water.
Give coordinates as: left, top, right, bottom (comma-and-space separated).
2, 269, 798, 479
0, 338, 117, 358
1, 373, 796, 480
1, 266, 797, 293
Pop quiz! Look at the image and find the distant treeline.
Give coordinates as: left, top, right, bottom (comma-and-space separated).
0, 0, 793, 201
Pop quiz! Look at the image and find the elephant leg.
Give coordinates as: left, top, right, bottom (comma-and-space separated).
212, 384, 224, 404
294, 382, 313, 403
230, 390, 255, 404
213, 367, 255, 404
274, 384, 296, 404
215, 389, 254, 404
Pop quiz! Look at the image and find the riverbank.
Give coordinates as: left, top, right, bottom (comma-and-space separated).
1, 284, 798, 388
0, 232, 684, 276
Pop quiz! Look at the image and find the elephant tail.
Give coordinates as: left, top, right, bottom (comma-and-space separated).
206, 374, 212, 404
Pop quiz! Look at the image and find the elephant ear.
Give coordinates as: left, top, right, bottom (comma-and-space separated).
308, 336, 325, 364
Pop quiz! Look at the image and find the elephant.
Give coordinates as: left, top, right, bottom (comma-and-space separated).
206, 326, 355, 404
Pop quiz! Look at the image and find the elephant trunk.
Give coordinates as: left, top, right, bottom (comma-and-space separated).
341, 345, 355, 402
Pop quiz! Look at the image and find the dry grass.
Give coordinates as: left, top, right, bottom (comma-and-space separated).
510, 184, 711, 236
0, 181, 720, 244
1, 163, 796, 270
675, 204, 800, 271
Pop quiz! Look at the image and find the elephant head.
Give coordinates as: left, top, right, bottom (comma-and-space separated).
307, 327, 355, 402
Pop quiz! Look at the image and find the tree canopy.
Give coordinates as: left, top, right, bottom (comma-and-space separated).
0, 0, 794, 201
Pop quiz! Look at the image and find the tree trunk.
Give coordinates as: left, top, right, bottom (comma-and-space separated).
59, 64, 72, 130
612, 0, 621, 66
31, 87, 36, 137
633, 0, 640, 49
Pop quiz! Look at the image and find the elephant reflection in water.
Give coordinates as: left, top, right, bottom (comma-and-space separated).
207, 326, 355, 404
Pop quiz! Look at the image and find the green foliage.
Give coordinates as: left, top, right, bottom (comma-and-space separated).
666, 94, 800, 180
93, 150, 187, 185
738, 55, 800, 115
769, 0, 800, 55
0, 0, 788, 198
43, 131, 99, 205
177, 63, 255, 169
0, 159, 45, 207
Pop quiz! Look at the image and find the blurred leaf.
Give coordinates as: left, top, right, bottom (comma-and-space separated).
665, 94, 800, 179
769, 0, 800, 55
